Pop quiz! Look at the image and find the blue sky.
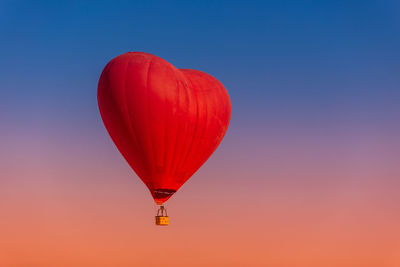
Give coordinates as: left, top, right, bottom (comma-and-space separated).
1, 0, 399, 139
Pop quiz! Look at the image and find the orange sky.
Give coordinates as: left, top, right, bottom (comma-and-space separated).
1, 132, 400, 267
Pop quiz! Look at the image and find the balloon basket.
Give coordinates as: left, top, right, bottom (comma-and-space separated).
155, 205, 169, 226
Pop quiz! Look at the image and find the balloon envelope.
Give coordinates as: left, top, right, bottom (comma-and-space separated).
98, 52, 231, 204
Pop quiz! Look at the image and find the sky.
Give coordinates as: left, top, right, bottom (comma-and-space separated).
1, 1, 400, 266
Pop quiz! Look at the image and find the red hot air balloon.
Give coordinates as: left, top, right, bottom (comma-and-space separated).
98, 52, 231, 223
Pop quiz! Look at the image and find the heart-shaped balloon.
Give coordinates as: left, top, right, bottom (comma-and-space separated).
98, 52, 231, 204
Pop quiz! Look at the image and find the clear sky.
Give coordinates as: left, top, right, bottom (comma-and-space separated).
1, 1, 400, 266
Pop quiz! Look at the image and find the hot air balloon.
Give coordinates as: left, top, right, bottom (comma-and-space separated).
97, 52, 231, 225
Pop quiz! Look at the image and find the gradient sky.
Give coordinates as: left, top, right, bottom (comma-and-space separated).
1, 1, 400, 266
